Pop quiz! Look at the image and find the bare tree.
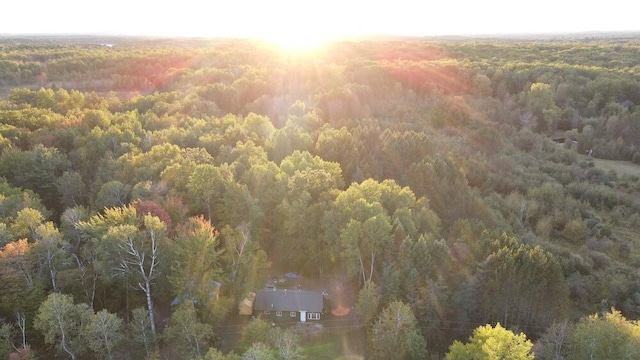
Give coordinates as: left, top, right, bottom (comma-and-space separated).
115, 216, 163, 337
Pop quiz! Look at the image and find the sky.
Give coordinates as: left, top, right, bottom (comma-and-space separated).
2, 0, 639, 40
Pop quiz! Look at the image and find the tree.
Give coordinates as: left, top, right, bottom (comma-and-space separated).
0, 180, 50, 244
0, 144, 70, 214
163, 300, 214, 359
114, 215, 164, 337
476, 234, 568, 333
338, 203, 392, 285
10, 208, 45, 241
129, 307, 155, 359
369, 301, 426, 360
237, 318, 271, 353
242, 342, 275, 360
355, 280, 380, 326
0, 322, 13, 360
227, 223, 251, 278
32, 221, 69, 292
526, 82, 560, 133
275, 150, 344, 272
56, 171, 86, 209
78, 207, 168, 339
446, 323, 533, 360
86, 309, 123, 360
34, 293, 92, 360
0, 238, 36, 289
567, 309, 640, 360
269, 328, 303, 360
60, 206, 97, 306
170, 216, 225, 319
221, 224, 270, 306
533, 320, 572, 360
196, 347, 241, 360
186, 164, 226, 223
94, 181, 131, 210
325, 178, 437, 284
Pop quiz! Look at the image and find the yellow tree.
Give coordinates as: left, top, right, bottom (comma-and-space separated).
447, 323, 534, 360
568, 309, 640, 360
170, 216, 227, 320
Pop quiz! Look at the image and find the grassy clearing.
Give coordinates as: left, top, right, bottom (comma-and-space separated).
578, 155, 640, 178
302, 342, 341, 360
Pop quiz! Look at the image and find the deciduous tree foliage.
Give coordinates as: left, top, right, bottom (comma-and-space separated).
77, 206, 168, 338
128, 306, 155, 359
32, 221, 69, 292
475, 234, 569, 334
170, 216, 227, 320
369, 301, 426, 360
567, 309, 640, 360
0, 144, 70, 215
2, 36, 640, 359
85, 309, 124, 360
356, 280, 380, 326
34, 293, 92, 360
163, 300, 214, 359
446, 323, 533, 360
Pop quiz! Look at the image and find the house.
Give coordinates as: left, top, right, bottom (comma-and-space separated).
253, 288, 324, 322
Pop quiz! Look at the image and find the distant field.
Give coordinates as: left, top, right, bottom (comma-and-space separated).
579, 155, 640, 178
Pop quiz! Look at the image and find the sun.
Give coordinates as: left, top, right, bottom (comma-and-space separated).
258, 28, 338, 52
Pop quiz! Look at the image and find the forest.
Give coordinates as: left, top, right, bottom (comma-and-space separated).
1, 34, 640, 359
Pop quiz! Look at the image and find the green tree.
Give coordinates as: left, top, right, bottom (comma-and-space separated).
11, 207, 45, 241
186, 164, 227, 223
567, 309, 640, 360
269, 328, 303, 360
0, 322, 13, 360
0, 144, 70, 214
526, 82, 560, 134
221, 222, 262, 305
56, 171, 86, 209
476, 234, 569, 333
340, 204, 392, 284
78, 207, 168, 338
163, 300, 214, 359
355, 280, 380, 326
237, 318, 271, 353
265, 122, 313, 164
446, 323, 533, 360
32, 221, 69, 292
34, 293, 92, 360
115, 215, 165, 337
170, 216, 227, 321
94, 181, 131, 210
242, 342, 275, 360
60, 206, 96, 306
86, 309, 123, 360
129, 306, 155, 359
369, 301, 426, 360
195, 347, 241, 360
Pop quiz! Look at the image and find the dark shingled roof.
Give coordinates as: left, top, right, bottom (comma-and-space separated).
254, 288, 324, 312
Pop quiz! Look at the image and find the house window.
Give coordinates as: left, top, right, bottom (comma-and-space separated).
290, 312, 296, 318
307, 313, 320, 320
276, 311, 282, 317
264, 311, 270, 315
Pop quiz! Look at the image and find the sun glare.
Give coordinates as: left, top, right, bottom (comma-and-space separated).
259, 28, 338, 52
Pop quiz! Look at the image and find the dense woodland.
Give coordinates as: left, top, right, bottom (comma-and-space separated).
1, 34, 640, 359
